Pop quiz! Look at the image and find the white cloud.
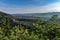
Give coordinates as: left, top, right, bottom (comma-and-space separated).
0, 2, 60, 14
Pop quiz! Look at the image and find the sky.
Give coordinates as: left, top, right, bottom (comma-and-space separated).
0, 0, 60, 14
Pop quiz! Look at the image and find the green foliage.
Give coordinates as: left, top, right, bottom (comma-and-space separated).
0, 15, 60, 40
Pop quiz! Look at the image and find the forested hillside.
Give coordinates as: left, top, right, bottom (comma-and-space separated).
0, 12, 60, 40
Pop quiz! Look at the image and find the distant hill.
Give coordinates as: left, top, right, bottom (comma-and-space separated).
12, 12, 60, 17
0, 12, 60, 26
0, 12, 20, 26
11, 12, 60, 20
0, 12, 12, 18
0, 12, 60, 28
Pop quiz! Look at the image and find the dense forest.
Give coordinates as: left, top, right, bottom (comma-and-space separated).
0, 12, 60, 40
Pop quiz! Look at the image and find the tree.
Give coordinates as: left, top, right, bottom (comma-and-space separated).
49, 15, 58, 21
